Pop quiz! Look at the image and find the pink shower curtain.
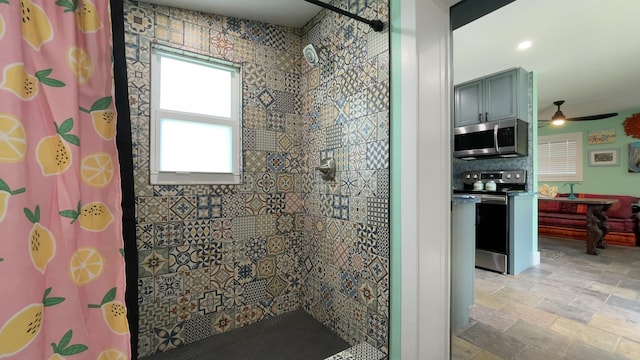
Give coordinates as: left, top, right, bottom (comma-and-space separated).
0, 0, 130, 358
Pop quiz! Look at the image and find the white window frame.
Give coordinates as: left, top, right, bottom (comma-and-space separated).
150, 46, 242, 185
538, 132, 583, 182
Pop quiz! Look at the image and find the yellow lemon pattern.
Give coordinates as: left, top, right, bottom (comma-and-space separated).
81, 152, 114, 188
79, 202, 114, 232
35, 118, 80, 176
0, 288, 64, 357
1, 0, 129, 356
80, 96, 116, 140
24, 205, 56, 273
0, 63, 65, 100
56, 0, 102, 33
20, 0, 53, 50
66, 46, 93, 84
60, 200, 114, 232
0, 113, 27, 163
75, 0, 102, 33
88, 288, 129, 335
96, 348, 128, 360
0, 179, 26, 223
1, 63, 37, 100
68, 247, 104, 285
0, 13, 4, 41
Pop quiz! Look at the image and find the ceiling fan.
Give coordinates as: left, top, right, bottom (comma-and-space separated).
539, 100, 618, 127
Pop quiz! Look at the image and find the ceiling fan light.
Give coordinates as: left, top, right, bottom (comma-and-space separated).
551, 119, 565, 126
551, 110, 566, 121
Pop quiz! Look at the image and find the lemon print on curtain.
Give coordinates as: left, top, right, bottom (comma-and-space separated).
0, 13, 4, 41
0, 288, 64, 357
24, 205, 56, 273
69, 247, 104, 285
0, 113, 27, 163
0, 0, 5, 39
97, 348, 128, 360
0, 179, 25, 223
89, 288, 129, 335
81, 152, 114, 188
60, 200, 114, 232
66, 46, 94, 85
80, 96, 116, 139
56, 0, 102, 32
0, 64, 64, 100
20, 0, 53, 50
0, 0, 130, 357
36, 118, 79, 176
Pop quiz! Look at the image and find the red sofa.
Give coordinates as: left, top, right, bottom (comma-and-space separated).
538, 193, 640, 247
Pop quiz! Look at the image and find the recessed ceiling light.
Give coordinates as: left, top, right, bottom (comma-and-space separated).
517, 41, 532, 50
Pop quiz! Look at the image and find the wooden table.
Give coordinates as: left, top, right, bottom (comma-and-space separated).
539, 197, 619, 255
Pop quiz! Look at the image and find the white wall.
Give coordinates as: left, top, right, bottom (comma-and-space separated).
397, 0, 454, 359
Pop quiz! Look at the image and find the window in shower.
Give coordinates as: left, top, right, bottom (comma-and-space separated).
149, 46, 242, 184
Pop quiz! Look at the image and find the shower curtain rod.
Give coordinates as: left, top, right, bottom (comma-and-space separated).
303, 0, 384, 32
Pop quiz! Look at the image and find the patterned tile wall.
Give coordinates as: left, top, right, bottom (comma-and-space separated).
299, 0, 390, 355
124, 1, 306, 356
124, 0, 390, 357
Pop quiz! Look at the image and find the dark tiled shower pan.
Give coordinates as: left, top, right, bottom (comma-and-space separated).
144, 310, 349, 360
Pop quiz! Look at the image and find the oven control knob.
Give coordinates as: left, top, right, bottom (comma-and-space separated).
506, 174, 512, 179
472, 174, 478, 179
465, 174, 471, 179
515, 174, 521, 179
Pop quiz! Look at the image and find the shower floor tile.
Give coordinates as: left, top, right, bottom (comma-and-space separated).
143, 309, 349, 360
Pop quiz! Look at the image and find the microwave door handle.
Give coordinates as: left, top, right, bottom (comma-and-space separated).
493, 125, 500, 154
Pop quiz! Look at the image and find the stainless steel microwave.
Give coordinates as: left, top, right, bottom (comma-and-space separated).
453, 118, 528, 160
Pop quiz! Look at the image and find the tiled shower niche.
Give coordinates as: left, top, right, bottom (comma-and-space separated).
123, 0, 390, 357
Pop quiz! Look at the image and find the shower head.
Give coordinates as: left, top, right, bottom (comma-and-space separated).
303, 44, 319, 66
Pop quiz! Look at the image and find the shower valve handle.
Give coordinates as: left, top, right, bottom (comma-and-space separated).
315, 158, 336, 181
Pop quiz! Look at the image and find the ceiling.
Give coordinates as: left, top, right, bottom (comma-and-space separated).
454, 0, 640, 122
142, 0, 640, 122
142, 0, 321, 28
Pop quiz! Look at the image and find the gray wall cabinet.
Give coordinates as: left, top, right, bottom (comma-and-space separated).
454, 67, 529, 127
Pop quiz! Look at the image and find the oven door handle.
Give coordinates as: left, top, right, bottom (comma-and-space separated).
478, 195, 508, 205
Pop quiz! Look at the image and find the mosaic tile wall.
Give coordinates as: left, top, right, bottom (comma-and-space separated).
123, 0, 390, 357
298, 1, 390, 354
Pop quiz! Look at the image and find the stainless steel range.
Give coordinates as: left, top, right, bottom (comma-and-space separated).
453, 170, 527, 274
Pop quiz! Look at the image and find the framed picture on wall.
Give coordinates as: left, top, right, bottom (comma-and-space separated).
588, 148, 619, 167
629, 142, 640, 173
587, 128, 616, 144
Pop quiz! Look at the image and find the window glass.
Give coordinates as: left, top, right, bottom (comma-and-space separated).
159, 57, 232, 118
150, 47, 242, 185
158, 118, 232, 173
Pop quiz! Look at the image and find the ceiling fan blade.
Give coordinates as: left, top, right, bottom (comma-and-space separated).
566, 113, 618, 121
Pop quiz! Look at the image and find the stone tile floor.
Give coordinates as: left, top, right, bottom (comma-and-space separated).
452, 236, 640, 360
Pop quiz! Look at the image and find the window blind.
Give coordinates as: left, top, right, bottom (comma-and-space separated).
538, 132, 583, 181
